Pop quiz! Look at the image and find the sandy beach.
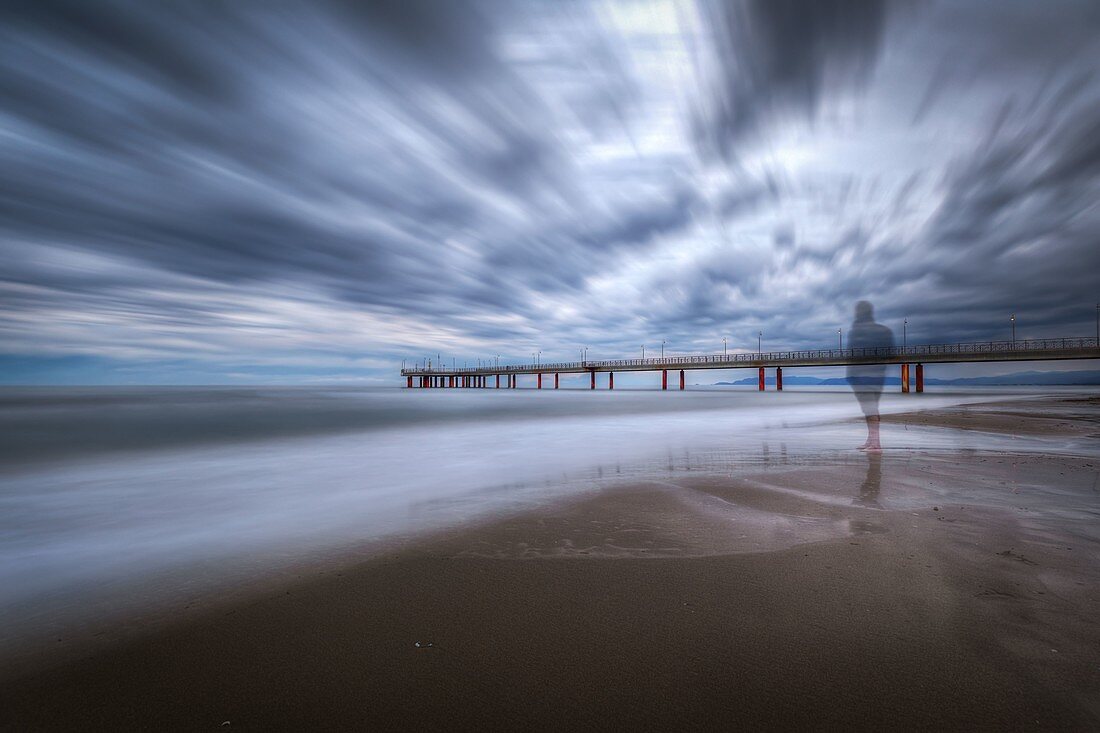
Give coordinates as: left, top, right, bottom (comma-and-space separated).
3, 396, 1099, 730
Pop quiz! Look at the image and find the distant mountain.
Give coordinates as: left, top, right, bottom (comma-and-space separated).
714, 370, 1100, 386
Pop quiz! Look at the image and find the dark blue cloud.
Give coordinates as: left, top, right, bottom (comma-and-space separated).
1, 0, 1099, 383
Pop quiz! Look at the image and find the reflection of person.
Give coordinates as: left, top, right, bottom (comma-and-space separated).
854, 451, 882, 507
846, 301, 894, 451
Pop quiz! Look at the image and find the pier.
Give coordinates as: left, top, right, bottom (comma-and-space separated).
402, 336, 1100, 392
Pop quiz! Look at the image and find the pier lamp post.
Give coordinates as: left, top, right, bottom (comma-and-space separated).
758, 331, 762, 354
537, 351, 541, 368
641, 345, 645, 360
583, 346, 588, 364
1011, 314, 1016, 345
837, 328, 842, 350
1095, 303, 1098, 344
903, 319, 907, 349
661, 340, 666, 358
723, 337, 727, 356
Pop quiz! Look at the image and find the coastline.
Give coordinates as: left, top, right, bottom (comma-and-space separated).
3, 395, 1099, 729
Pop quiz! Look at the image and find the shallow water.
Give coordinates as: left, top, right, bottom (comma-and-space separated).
1, 385, 1096, 654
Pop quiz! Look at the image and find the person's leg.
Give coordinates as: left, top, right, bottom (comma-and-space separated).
856, 390, 882, 450
864, 414, 881, 451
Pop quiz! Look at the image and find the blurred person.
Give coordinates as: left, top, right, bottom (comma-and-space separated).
846, 301, 894, 451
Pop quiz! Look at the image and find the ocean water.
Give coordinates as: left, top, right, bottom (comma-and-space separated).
1, 385, 1094, 655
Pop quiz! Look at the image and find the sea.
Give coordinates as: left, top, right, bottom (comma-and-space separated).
2, 384, 1096, 658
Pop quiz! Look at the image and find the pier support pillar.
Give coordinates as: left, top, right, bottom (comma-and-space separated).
495, 374, 499, 389
679, 370, 685, 390
555, 373, 559, 389
538, 373, 542, 390
609, 372, 614, 390
511, 374, 516, 389
776, 367, 783, 391
901, 363, 910, 393
758, 366, 765, 391
407, 376, 412, 388
590, 371, 596, 390
662, 370, 668, 390
916, 363, 924, 393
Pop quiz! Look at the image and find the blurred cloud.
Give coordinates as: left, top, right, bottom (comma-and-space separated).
1, 0, 1099, 383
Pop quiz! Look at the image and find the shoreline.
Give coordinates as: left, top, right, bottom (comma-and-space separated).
3, 395, 1099, 729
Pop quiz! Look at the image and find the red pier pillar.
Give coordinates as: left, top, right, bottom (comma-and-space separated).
537, 373, 542, 389
758, 367, 765, 391
554, 373, 559, 389
609, 372, 614, 390
662, 370, 668, 390
511, 374, 516, 389
590, 371, 596, 390
776, 367, 783, 391
679, 370, 685, 390
406, 376, 412, 388
901, 363, 910, 393
916, 363, 924, 393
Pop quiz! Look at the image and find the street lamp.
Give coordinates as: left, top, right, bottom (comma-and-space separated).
1011, 314, 1016, 345
758, 331, 762, 354
837, 328, 842, 350
661, 340, 666, 358
583, 346, 588, 364
723, 337, 727, 356
641, 345, 645, 360
1095, 303, 1098, 345
537, 351, 541, 367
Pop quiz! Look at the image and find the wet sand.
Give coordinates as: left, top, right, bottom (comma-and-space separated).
3, 398, 1100, 730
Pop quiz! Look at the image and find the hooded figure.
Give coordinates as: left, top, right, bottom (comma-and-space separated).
846, 301, 894, 450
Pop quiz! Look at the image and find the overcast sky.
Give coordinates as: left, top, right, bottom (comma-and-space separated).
2, 0, 1099, 384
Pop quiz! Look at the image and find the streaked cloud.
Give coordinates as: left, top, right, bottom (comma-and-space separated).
1, 0, 1098, 383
